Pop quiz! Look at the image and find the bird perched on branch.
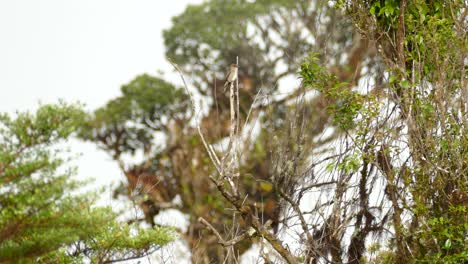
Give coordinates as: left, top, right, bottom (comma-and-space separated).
223, 63, 238, 92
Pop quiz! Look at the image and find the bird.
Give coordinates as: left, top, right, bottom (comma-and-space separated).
223, 63, 238, 92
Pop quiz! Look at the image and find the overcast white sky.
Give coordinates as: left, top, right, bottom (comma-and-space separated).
0, 0, 203, 202
0, 0, 203, 113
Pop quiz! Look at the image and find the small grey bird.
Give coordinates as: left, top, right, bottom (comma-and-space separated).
223, 64, 238, 92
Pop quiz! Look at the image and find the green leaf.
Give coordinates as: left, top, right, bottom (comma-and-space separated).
400, 80, 410, 89
443, 239, 452, 250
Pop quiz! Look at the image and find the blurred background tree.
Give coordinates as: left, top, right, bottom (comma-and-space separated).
0, 103, 174, 263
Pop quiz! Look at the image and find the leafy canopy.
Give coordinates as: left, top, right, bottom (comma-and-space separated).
80, 74, 190, 158
0, 103, 174, 263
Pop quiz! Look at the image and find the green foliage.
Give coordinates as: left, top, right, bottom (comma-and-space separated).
300, 53, 364, 130
299, 53, 334, 90
337, 153, 361, 174
80, 74, 189, 157
368, 0, 464, 80
369, 0, 399, 22
415, 205, 468, 263
0, 103, 174, 263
